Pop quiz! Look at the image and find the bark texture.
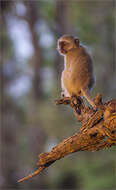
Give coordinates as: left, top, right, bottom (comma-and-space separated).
18, 94, 116, 183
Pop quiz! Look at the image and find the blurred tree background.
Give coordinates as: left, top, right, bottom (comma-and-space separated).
0, 0, 115, 189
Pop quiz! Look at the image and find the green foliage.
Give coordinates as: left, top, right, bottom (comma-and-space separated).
41, 1, 56, 24
71, 3, 98, 44
0, 27, 14, 60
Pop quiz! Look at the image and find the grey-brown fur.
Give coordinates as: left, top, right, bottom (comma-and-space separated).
57, 35, 96, 109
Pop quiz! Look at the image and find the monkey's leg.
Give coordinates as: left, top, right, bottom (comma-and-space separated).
61, 74, 70, 97
81, 88, 96, 109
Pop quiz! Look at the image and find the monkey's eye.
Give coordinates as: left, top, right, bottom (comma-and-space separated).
59, 41, 68, 49
62, 42, 67, 45
59, 41, 67, 46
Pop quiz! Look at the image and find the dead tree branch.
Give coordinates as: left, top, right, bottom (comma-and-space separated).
18, 94, 116, 183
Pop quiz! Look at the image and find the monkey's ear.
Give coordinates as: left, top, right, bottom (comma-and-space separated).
74, 38, 80, 46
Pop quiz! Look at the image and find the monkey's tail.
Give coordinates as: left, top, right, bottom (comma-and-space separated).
18, 166, 45, 183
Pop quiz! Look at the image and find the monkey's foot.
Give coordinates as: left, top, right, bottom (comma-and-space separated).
55, 96, 83, 109
56, 96, 84, 121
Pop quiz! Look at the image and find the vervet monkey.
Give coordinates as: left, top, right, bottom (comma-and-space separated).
57, 35, 96, 109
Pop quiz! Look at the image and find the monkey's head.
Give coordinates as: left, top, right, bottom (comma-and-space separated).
57, 35, 80, 55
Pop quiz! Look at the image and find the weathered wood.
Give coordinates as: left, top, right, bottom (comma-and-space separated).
18, 94, 116, 182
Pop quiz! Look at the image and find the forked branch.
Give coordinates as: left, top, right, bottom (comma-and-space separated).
18, 94, 116, 183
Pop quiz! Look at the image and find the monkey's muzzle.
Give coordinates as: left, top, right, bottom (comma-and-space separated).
58, 41, 67, 54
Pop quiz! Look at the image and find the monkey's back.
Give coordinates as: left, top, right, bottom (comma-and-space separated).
62, 46, 95, 96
